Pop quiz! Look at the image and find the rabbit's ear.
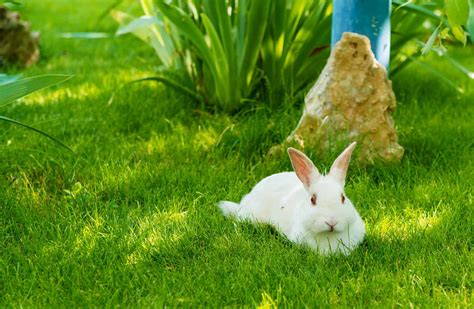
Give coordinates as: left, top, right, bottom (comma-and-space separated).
329, 142, 357, 185
287, 148, 320, 189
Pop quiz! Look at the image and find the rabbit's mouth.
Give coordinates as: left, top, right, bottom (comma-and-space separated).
318, 226, 344, 235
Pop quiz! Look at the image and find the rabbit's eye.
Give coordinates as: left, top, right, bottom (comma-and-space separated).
310, 194, 317, 206
341, 194, 345, 204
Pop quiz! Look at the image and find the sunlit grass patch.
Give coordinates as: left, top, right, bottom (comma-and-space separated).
372, 207, 444, 239
125, 209, 188, 266
0, 0, 472, 307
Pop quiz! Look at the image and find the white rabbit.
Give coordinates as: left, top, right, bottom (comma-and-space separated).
218, 142, 365, 255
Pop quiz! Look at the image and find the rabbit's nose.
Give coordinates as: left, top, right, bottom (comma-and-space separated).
325, 219, 338, 232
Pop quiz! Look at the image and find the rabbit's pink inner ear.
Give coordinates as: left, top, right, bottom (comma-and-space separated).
287, 148, 320, 189
329, 142, 357, 185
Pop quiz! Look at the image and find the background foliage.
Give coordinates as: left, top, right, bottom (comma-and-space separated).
114, 0, 332, 111
112, 0, 473, 111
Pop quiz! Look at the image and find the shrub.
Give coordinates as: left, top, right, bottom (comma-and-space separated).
113, 0, 472, 111
114, 0, 331, 112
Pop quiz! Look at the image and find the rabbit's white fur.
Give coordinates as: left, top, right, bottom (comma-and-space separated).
219, 143, 365, 255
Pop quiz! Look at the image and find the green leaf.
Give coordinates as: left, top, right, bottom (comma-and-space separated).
111, 10, 152, 42
95, 0, 123, 26
284, 0, 311, 55
0, 74, 73, 108
60, 32, 112, 39
392, 0, 445, 22
444, 53, 474, 79
115, 16, 161, 36
468, 0, 474, 43
445, 0, 469, 25
111, 10, 152, 43
236, 0, 248, 63
451, 24, 468, 45
155, 0, 214, 74
155, 0, 230, 107
0, 73, 21, 86
239, 0, 271, 90
111, 9, 176, 68
2, 1, 22, 8
422, 24, 441, 55
139, 0, 179, 68
109, 75, 201, 104
201, 14, 231, 105
210, 1, 235, 85
439, 27, 451, 39
0, 116, 75, 153
287, 2, 331, 78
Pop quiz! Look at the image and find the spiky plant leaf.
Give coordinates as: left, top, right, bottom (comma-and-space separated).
0, 74, 72, 108
467, 0, 474, 43
445, 0, 469, 25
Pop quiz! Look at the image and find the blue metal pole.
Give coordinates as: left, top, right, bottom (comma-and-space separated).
331, 0, 391, 69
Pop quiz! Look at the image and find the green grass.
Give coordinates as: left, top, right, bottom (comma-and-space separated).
1, 0, 473, 307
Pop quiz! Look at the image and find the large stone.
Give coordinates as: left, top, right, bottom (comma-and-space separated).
0, 6, 40, 67
286, 32, 403, 163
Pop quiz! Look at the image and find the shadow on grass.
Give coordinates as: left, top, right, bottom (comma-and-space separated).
114, 195, 470, 306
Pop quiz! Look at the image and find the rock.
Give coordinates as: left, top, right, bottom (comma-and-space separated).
0, 6, 40, 67
286, 32, 403, 163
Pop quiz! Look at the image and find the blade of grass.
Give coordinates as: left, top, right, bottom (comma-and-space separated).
109, 75, 201, 105
0, 116, 75, 153
408, 55, 464, 93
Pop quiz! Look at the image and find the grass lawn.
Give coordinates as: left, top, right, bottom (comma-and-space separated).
1, 0, 473, 307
